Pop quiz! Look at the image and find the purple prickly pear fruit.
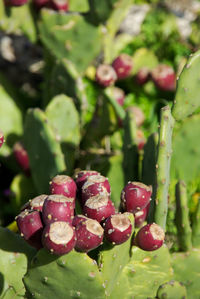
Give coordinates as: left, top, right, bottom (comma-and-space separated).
112, 54, 133, 80
13, 142, 30, 175
95, 64, 117, 87
83, 194, 115, 222
126, 106, 145, 127
49, 0, 69, 11
50, 175, 77, 202
33, 0, 49, 9
136, 129, 146, 151
30, 194, 48, 212
42, 194, 74, 225
104, 213, 132, 245
75, 218, 104, 252
112, 87, 125, 106
134, 207, 147, 227
4, 0, 28, 6
0, 130, 4, 148
121, 182, 152, 214
16, 210, 43, 249
72, 215, 89, 227
135, 67, 150, 85
81, 174, 111, 204
133, 223, 165, 251
42, 221, 76, 255
75, 170, 99, 191
151, 64, 176, 91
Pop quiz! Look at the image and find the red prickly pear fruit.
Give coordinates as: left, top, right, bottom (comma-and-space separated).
83, 194, 115, 222
32, 0, 49, 9
104, 213, 132, 245
95, 64, 117, 87
75, 218, 104, 252
135, 67, 150, 85
13, 142, 30, 175
126, 106, 145, 127
72, 215, 89, 227
81, 174, 111, 204
151, 64, 176, 92
112, 87, 125, 106
50, 175, 77, 203
16, 210, 43, 249
42, 194, 74, 225
4, 0, 28, 6
42, 221, 76, 255
121, 182, 152, 214
134, 207, 148, 227
134, 223, 165, 251
75, 170, 100, 191
49, 0, 69, 11
136, 129, 146, 151
30, 194, 48, 212
112, 53, 133, 80
0, 130, 4, 148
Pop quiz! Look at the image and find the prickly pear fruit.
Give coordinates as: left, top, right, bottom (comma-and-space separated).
42, 221, 76, 255
72, 215, 89, 227
42, 195, 74, 225
112, 87, 125, 106
95, 64, 117, 87
126, 106, 145, 127
134, 223, 165, 251
0, 130, 4, 148
135, 67, 150, 85
4, 0, 28, 6
33, 0, 49, 8
75, 170, 100, 191
112, 53, 133, 80
16, 210, 43, 249
83, 194, 115, 222
151, 64, 176, 92
30, 194, 48, 212
13, 142, 30, 175
49, 0, 69, 11
134, 207, 148, 227
121, 182, 152, 214
104, 213, 132, 245
50, 175, 77, 201
75, 218, 104, 252
81, 174, 111, 204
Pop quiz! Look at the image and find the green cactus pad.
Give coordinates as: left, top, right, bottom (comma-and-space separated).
132, 48, 159, 75
156, 280, 187, 299
39, 11, 102, 74
0, 227, 36, 298
69, 0, 89, 12
1, 287, 25, 299
23, 108, 66, 193
154, 106, 174, 229
123, 245, 173, 299
98, 214, 134, 297
172, 249, 200, 299
172, 50, 200, 121
171, 114, 200, 184
10, 173, 36, 214
45, 94, 80, 146
0, 85, 23, 157
24, 249, 105, 299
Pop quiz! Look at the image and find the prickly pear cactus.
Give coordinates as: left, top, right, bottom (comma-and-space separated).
156, 280, 187, 299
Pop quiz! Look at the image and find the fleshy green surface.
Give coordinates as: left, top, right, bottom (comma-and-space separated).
172, 249, 200, 299
23, 108, 66, 193
156, 280, 187, 299
24, 249, 105, 299
124, 246, 173, 299
172, 50, 200, 120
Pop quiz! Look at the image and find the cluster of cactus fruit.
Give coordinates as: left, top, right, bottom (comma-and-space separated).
16, 172, 164, 255
2, 1, 200, 298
